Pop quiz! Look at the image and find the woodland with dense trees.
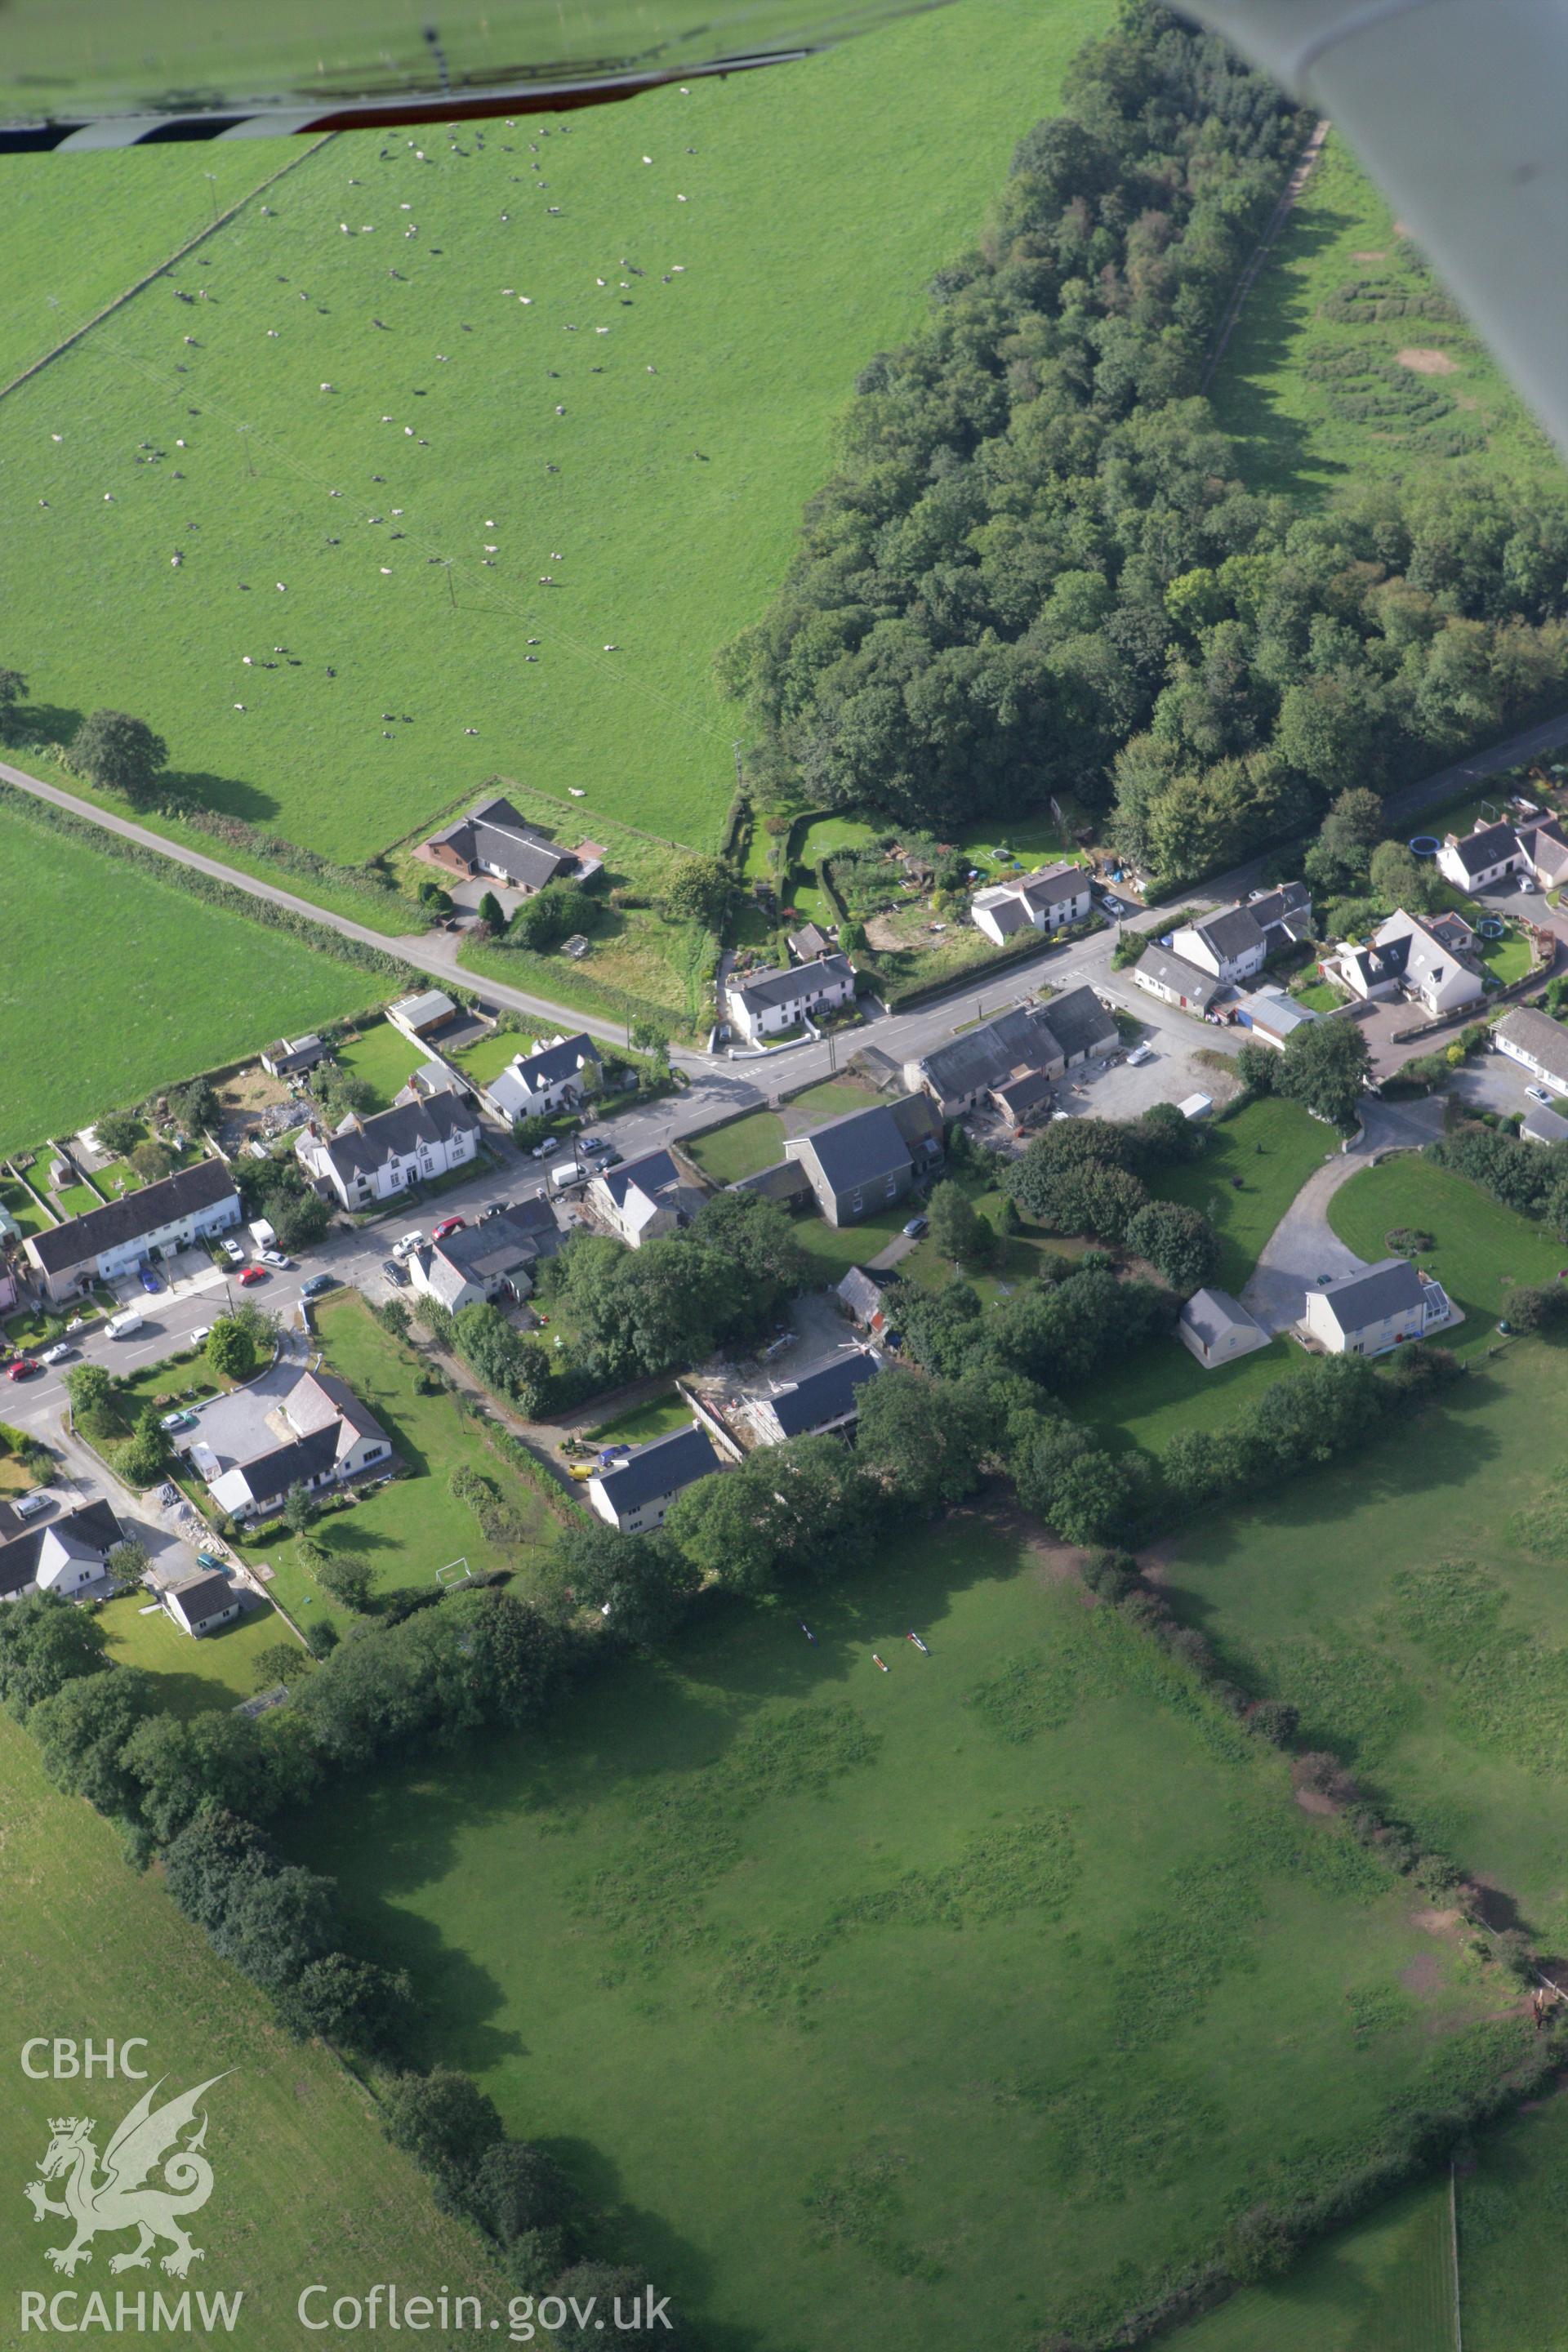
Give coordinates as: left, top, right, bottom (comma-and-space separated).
723, 2, 1568, 884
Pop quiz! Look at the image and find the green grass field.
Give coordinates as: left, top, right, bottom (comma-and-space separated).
0, 0, 1108, 869
684, 1107, 785, 1183
0, 797, 374, 1158
287, 1511, 1517, 2352
233, 1294, 559, 1632
1458, 2090, 1568, 2349
1172, 2176, 1457, 2352
333, 1018, 426, 1107
1209, 128, 1558, 501
586, 1387, 693, 1445
452, 1024, 541, 1084
98, 1590, 294, 1717
1152, 1096, 1334, 1295
1327, 1156, 1568, 1350
0, 1711, 504, 2345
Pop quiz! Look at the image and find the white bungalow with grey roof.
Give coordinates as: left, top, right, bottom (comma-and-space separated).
1178, 1289, 1270, 1368
1495, 1004, 1568, 1097
416, 794, 588, 895
1430, 816, 1568, 894
1302, 1257, 1456, 1356
586, 1148, 710, 1247
586, 1423, 722, 1534
0, 1499, 125, 1602
204, 1370, 393, 1521
482, 1031, 602, 1125
1522, 1100, 1568, 1147
1234, 986, 1322, 1051
969, 862, 1093, 947
163, 1570, 243, 1638
296, 1090, 481, 1209
727, 953, 857, 1045
1133, 943, 1222, 1018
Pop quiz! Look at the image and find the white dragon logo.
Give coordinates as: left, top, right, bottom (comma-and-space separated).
24, 2074, 228, 2278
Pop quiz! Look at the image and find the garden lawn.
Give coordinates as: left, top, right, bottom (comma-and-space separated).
684, 1108, 785, 1183
1209, 127, 1557, 501
0, 1178, 52, 1236
791, 1200, 911, 1283
333, 1018, 427, 1107
288, 1512, 1518, 2352
452, 1025, 541, 1085
1294, 979, 1348, 1012
1152, 1095, 1333, 1294
1076, 1331, 1294, 1460
786, 1076, 882, 1119
97, 1590, 294, 1717
232, 1294, 558, 1633
0, 1712, 504, 2345
0, 0, 1109, 862
0, 797, 374, 1159
1475, 930, 1534, 985
1457, 2088, 1568, 2350
900, 1186, 1087, 1305
587, 1386, 693, 1445
1326, 1156, 1567, 1350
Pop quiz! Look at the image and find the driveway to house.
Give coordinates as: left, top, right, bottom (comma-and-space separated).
1241, 1096, 1447, 1335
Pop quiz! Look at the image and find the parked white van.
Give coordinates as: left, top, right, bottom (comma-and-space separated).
106, 1310, 145, 1339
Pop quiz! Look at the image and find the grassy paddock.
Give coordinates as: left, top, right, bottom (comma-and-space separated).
97, 1590, 291, 1717
287, 1513, 1515, 2352
684, 1108, 786, 1183
0, 0, 1109, 863
1209, 128, 1556, 500
0, 798, 372, 1159
0, 1712, 504, 2342
1327, 1156, 1567, 1348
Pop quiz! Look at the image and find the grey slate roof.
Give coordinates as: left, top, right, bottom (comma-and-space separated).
734, 953, 855, 1017
510, 1031, 599, 1090
167, 1569, 238, 1627
982, 893, 1033, 937
1522, 1102, 1568, 1146
1019, 862, 1090, 910
1196, 906, 1267, 961
1180, 1288, 1266, 1350
1316, 1255, 1425, 1332
0, 1499, 123, 1598
1038, 982, 1119, 1062
731, 1160, 814, 1205
311, 1092, 479, 1186
788, 923, 834, 961
914, 1003, 1067, 1104
764, 1351, 879, 1437
599, 1147, 680, 1211
991, 1068, 1055, 1120
1446, 821, 1519, 876
835, 1267, 885, 1322
1134, 943, 1221, 1009
430, 1200, 559, 1287
27, 1159, 237, 1276
428, 795, 571, 892
593, 1423, 719, 1513
1245, 881, 1312, 933
791, 1104, 912, 1192
1497, 1005, 1568, 1086
228, 1424, 341, 1502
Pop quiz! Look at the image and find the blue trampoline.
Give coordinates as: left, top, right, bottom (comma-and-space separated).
1477, 916, 1507, 939
1409, 834, 1440, 858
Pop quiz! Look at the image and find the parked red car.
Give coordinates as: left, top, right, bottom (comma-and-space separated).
7, 1358, 38, 1380
431, 1215, 466, 1241
237, 1265, 267, 1287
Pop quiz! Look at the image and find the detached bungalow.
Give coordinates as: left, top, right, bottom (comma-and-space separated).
205, 1370, 393, 1521
296, 1092, 481, 1210
415, 795, 598, 895
969, 862, 1093, 946
24, 1160, 241, 1303
1302, 1257, 1456, 1356
727, 953, 857, 1045
586, 1423, 722, 1535
1495, 1004, 1568, 1096
163, 1570, 243, 1638
1178, 1289, 1270, 1369
1436, 815, 1568, 895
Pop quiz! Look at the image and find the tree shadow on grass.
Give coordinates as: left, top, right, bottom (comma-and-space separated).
10, 702, 82, 753
162, 767, 280, 826
1206, 199, 1359, 502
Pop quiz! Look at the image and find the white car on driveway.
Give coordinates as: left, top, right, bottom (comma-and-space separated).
391, 1231, 424, 1260
1526, 1084, 1555, 1106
